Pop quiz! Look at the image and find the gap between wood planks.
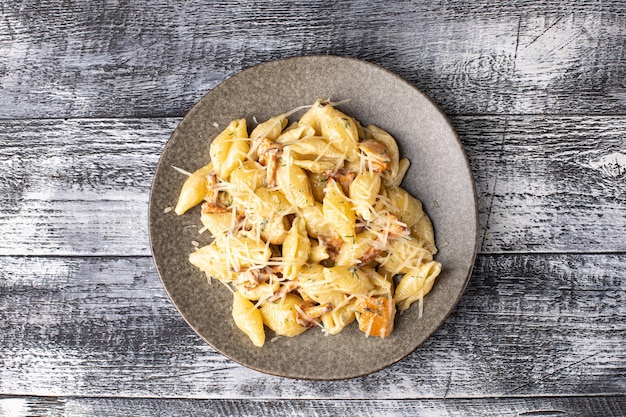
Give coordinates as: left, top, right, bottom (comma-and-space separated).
0, 392, 623, 402
1, 250, 622, 259
1, 112, 626, 122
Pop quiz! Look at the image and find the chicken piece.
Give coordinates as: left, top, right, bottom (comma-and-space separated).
201, 201, 228, 214
265, 151, 281, 187
238, 268, 261, 290
296, 301, 333, 328
317, 234, 345, 261
359, 139, 391, 172
257, 137, 284, 187
205, 172, 219, 204
376, 212, 410, 240
257, 137, 283, 165
327, 169, 356, 195
357, 244, 385, 266
355, 213, 409, 265
268, 280, 300, 302
236, 265, 282, 291
354, 296, 396, 338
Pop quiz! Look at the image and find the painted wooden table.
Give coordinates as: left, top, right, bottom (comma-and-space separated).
1, 1, 625, 416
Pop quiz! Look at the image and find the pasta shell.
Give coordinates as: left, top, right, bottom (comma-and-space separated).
260, 293, 308, 337
174, 163, 213, 215
298, 264, 345, 306
232, 292, 265, 347
393, 261, 442, 311
323, 266, 374, 295
276, 164, 315, 208
188, 242, 237, 283
365, 124, 400, 183
281, 216, 311, 280
250, 115, 287, 140
321, 298, 356, 335
376, 237, 432, 275
209, 119, 249, 180
349, 172, 381, 221
323, 178, 356, 242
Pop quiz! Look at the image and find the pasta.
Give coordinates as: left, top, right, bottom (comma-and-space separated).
175, 99, 441, 346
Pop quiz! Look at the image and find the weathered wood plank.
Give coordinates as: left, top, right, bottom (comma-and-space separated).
0, 1, 624, 118
0, 118, 175, 256
1, 116, 624, 255
480, 115, 626, 252
1, 254, 623, 398
1, 395, 625, 417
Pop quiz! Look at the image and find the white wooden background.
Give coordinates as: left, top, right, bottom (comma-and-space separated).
1, 1, 625, 416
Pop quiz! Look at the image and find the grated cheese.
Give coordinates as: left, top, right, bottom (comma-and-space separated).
172, 165, 193, 176
174, 100, 442, 346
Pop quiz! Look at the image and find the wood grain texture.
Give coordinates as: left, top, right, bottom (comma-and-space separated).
0, 118, 175, 256
2, 0, 625, 412
1, 395, 625, 417
476, 115, 626, 253
0, 0, 624, 119
1, 116, 624, 255
1, 254, 623, 398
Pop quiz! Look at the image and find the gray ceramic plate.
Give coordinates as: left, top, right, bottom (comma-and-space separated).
149, 55, 477, 380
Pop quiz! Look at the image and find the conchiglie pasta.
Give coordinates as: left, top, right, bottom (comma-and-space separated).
276, 123, 316, 144
318, 108, 359, 163
334, 230, 379, 267
365, 124, 400, 182
189, 242, 237, 283
229, 161, 266, 193
298, 99, 326, 134
284, 137, 345, 162
235, 280, 280, 301
253, 187, 293, 218
177, 100, 442, 343
321, 297, 356, 335
393, 261, 442, 311
323, 178, 356, 242
376, 236, 433, 276
360, 265, 393, 297
200, 211, 234, 240
209, 119, 249, 180
259, 216, 289, 245
281, 216, 311, 280
226, 235, 272, 272
260, 293, 308, 337
300, 202, 336, 239
221, 136, 250, 181
411, 214, 437, 255
349, 172, 381, 221
250, 115, 287, 141
291, 158, 336, 174
276, 164, 315, 208
309, 239, 330, 263
323, 266, 374, 295
307, 172, 328, 203
174, 163, 214, 215
298, 264, 345, 306
232, 292, 265, 347
385, 186, 425, 228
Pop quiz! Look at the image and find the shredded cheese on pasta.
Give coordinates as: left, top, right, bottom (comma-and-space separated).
174, 99, 441, 346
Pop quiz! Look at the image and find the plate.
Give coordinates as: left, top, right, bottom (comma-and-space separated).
149, 55, 477, 380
